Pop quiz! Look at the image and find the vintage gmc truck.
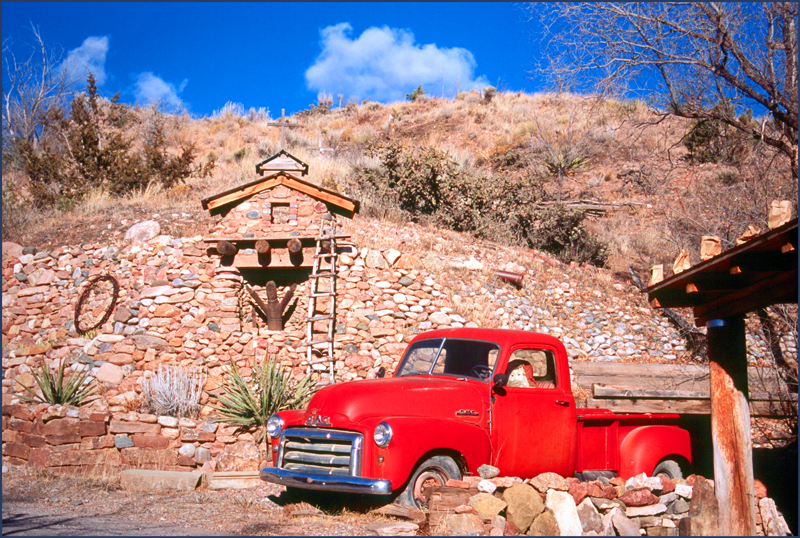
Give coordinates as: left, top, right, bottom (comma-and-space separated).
261, 328, 693, 506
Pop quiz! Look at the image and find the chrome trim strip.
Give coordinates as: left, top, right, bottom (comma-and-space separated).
260, 467, 392, 495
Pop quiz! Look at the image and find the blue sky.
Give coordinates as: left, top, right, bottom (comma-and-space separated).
3, 2, 540, 118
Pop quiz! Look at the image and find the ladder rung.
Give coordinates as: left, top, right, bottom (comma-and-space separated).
307, 358, 333, 365
305, 338, 333, 346
310, 292, 335, 298
314, 253, 338, 258
310, 272, 335, 278
306, 314, 334, 321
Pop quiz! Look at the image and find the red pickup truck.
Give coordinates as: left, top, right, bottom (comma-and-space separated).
261, 328, 693, 506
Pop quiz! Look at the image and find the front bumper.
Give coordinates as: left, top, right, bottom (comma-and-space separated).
260, 467, 392, 495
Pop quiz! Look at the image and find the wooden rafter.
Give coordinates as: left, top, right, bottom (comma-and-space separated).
200, 171, 360, 217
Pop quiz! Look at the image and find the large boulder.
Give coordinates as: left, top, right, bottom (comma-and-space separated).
576, 497, 603, 534
503, 483, 543, 533
468, 492, 507, 519
125, 220, 161, 243
527, 510, 559, 536
546, 489, 583, 536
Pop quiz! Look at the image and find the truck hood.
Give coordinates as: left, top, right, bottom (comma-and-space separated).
302, 376, 487, 426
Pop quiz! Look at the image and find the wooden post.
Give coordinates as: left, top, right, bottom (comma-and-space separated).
707, 316, 756, 536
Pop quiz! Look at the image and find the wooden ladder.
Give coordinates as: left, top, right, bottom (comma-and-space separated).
304, 213, 339, 385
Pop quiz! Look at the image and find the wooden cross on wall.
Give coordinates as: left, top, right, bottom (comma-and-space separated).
267, 109, 300, 150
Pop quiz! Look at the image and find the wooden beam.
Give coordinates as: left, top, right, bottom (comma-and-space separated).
255, 240, 271, 255
204, 178, 282, 212
216, 240, 238, 256
584, 398, 793, 417
591, 385, 796, 404
203, 234, 351, 243
281, 175, 357, 214
694, 268, 798, 326
707, 316, 756, 536
217, 248, 317, 269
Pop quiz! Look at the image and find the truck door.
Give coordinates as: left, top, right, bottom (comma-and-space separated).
490, 346, 578, 478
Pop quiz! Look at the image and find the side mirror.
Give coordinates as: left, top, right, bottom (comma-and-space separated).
377, 367, 386, 379
492, 374, 508, 392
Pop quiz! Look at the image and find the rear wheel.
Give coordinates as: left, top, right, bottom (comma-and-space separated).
398, 455, 462, 508
653, 459, 683, 480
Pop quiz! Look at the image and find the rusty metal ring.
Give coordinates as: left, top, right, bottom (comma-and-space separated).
75, 274, 119, 335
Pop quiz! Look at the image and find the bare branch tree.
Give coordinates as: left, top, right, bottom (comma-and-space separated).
2, 23, 80, 147
527, 3, 798, 176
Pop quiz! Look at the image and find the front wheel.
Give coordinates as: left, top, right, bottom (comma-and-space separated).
398, 455, 462, 508
653, 459, 684, 480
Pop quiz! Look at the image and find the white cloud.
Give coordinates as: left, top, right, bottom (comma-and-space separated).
133, 72, 187, 109
60, 36, 109, 86
305, 23, 489, 103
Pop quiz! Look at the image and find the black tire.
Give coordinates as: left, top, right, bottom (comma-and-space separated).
653, 459, 683, 480
398, 455, 462, 508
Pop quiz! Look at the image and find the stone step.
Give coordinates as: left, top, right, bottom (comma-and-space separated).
208, 470, 263, 490
120, 469, 204, 492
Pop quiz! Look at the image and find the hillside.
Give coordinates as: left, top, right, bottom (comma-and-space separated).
2, 91, 796, 442
4, 91, 796, 275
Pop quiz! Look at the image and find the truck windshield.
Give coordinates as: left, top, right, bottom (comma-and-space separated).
395, 338, 500, 382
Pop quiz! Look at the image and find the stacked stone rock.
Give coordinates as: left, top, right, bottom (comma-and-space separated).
2, 217, 795, 470
210, 185, 320, 237
434, 471, 791, 536
1, 401, 264, 473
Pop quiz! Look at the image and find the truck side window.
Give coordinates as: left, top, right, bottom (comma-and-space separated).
506, 349, 557, 388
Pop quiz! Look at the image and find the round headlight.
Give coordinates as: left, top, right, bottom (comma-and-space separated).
266, 414, 284, 438
373, 421, 393, 448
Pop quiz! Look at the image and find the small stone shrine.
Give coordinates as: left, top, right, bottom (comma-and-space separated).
200, 126, 360, 382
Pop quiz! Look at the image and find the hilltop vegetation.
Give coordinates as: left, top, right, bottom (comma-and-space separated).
3, 88, 795, 281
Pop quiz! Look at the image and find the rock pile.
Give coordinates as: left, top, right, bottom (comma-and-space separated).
418, 470, 791, 536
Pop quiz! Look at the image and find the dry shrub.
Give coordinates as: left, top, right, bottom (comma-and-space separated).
141, 364, 206, 418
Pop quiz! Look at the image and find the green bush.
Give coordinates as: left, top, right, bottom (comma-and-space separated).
351, 141, 609, 266
683, 104, 756, 165
14, 75, 198, 206
212, 357, 314, 446
19, 359, 95, 406
406, 85, 425, 102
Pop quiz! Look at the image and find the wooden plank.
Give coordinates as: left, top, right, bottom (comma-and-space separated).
592, 385, 709, 400
571, 363, 789, 394
591, 384, 796, 403
585, 398, 793, 417
203, 234, 351, 243
219, 248, 316, 269
204, 178, 282, 211
281, 175, 357, 213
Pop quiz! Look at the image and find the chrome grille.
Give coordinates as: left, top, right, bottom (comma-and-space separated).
278, 428, 362, 476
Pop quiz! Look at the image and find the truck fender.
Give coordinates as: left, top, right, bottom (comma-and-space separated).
368, 417, 492, 491
618, 425, 692, 479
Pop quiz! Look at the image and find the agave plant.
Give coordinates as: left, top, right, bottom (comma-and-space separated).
19, 359, 95, 406
212, 356, 315, 446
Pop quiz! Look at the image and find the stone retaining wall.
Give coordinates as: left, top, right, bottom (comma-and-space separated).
3, 220, 795, 469
1, 401, 263, 473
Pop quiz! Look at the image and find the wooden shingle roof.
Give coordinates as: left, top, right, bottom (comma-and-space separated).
200, 171, 360, 218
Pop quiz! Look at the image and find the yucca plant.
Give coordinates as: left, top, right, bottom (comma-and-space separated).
212, 356, 315, 446
19, 359, 95, 406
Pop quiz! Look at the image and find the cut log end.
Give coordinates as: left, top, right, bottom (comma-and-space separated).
287, 238, 303, 254
255, 240, 271, 255
216, 240, 238, 256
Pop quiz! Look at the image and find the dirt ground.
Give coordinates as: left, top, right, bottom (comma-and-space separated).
1, 466, 398, 536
